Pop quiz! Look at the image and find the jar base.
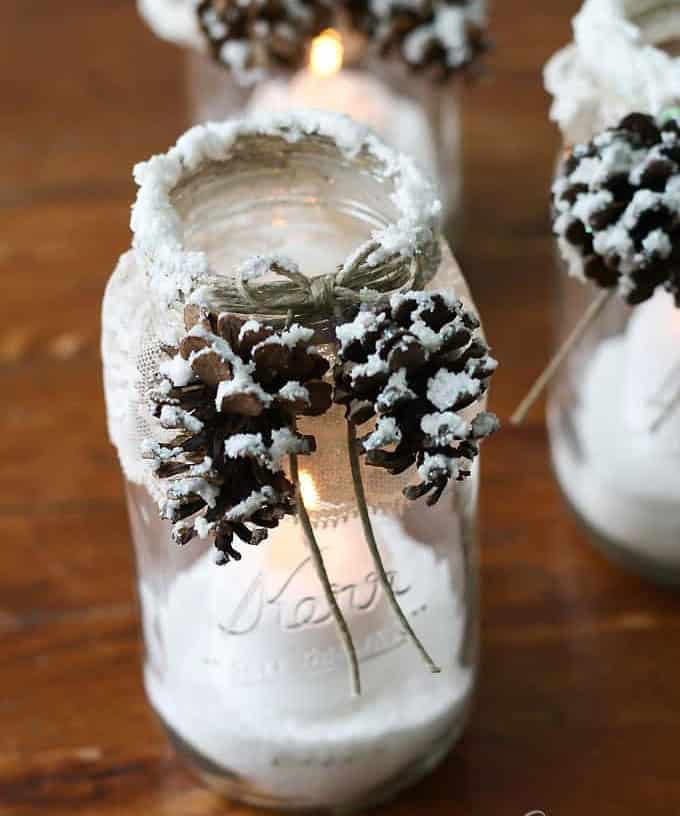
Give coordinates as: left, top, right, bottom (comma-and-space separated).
159, 707, 470, 813
555, 477, 680, 590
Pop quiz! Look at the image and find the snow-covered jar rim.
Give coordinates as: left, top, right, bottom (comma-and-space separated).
545, 0, 680, 145
130, 110, 443, 318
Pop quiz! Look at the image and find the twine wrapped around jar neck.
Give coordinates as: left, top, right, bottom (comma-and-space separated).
206, 244, 431, 324
130, 112, 443, 329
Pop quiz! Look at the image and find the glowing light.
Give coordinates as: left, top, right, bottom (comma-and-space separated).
309, 29, 344, 77
298, 469, 320, 511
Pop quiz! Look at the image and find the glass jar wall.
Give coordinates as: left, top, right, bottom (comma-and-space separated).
108, 124, 487, 810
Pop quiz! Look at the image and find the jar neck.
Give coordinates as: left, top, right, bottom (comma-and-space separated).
132, 117, 442, 333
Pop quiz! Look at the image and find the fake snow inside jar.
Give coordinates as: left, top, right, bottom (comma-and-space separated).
102, 111, 499, 809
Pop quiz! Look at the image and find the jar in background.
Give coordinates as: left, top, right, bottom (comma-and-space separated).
545, 0, 680, 585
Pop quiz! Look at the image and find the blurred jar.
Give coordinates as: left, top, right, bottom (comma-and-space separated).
545, 0, 680, 585
102, 114, 490, 809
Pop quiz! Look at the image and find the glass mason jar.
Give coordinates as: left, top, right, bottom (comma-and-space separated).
545, 1, 680, 587
103, 114, 487, 810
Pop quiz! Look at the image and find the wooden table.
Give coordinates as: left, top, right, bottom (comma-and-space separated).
2, 2, 679, 814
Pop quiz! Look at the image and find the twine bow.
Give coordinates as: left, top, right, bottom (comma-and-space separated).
204, 241, 434, 321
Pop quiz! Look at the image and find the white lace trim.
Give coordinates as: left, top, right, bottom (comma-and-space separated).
102, 250, 163, 494
545, 0, 680, 144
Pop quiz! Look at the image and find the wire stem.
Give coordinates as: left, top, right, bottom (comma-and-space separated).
510, 289, 613, 425
289, 452, 361, 697
346, 421, 441, 674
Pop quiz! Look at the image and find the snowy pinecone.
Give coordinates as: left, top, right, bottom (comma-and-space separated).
346, 0, 489, 80
334, 291, 499, 505
553, 112, 680, 306
144, 305, 332, 564
197, 0, 333, 82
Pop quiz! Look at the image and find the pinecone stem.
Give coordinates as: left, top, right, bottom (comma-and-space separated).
289, 451, 362, 697
346, 421, 442, 675
510, 289, 613, 425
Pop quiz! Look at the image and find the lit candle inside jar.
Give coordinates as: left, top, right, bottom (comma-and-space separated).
552, 289, 680, 578
247, 29, 439, 182
142, 465, 473, 804
208, 466, 438, 693
232, 468, 381, 656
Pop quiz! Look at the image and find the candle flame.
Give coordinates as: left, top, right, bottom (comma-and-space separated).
298, 469, 320, 511
309, 29, 344, 77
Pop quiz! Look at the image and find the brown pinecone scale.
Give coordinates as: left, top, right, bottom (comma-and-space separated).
553, 112, 680, 305
144, 305, 331, 564
334, 290, 499, 505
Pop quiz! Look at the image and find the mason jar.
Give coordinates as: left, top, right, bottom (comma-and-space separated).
545, 0, 680, 585
102, 112, 492, 810
137, 0, 467, 239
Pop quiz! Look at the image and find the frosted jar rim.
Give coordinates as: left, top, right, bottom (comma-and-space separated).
130, 110, 442, 313
544, 0, 680, 145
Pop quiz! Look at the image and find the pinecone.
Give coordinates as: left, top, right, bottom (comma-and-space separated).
144, 305, 332, 564
334, 291, 499, 505
346, 0, 489, 80
553, 112, 680, 306
197, 0, 333, 80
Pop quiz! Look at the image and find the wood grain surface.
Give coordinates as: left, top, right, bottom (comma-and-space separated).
2, 2, 679, 814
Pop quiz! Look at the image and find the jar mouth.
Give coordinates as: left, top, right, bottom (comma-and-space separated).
131, 111, 442, 317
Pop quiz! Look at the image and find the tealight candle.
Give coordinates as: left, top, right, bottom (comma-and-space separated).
247, 29, 439, 183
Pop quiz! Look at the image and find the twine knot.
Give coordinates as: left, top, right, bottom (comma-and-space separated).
202, 239, 437, 322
